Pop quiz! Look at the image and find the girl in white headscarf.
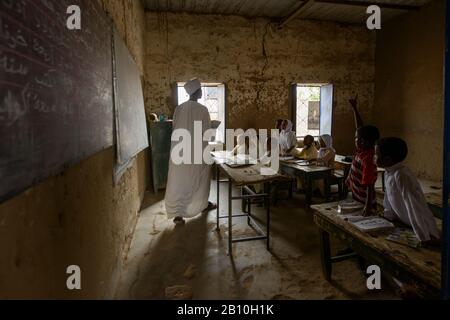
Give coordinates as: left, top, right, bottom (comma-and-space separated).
314, 134, 336, 167
280, 120, 298, 156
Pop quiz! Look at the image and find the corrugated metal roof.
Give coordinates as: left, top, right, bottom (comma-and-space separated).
144, 0, 300, 18
144, 0, 432, 23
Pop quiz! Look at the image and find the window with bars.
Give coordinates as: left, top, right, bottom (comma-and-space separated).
296, 86, 321, 138
292, 84, 334, 139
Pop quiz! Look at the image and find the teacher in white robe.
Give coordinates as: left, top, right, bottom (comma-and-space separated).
165, 78, 217, 225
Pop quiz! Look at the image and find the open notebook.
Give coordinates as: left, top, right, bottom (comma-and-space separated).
386, 228, 421, 248
349, 217, 395, 233
224, 155, 257, 168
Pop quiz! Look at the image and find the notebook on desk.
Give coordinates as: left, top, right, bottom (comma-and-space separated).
280, 156, 295, 161
349, 217, 395, 233
386, 228, 421, 248
225, 155, 257, 168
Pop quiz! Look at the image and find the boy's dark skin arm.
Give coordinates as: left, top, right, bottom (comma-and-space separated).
349, 95, 364, 129
363, 185, 375, 216
349, 95, 374, 216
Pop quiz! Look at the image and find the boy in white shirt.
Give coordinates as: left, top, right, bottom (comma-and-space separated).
375, 137, 441, 245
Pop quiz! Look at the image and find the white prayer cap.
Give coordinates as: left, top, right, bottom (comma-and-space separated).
184, 78, 201, 96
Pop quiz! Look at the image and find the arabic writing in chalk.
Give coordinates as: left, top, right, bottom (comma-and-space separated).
0, 51, 28, 75
0, 17, 28, 49
0, 0, 26, 20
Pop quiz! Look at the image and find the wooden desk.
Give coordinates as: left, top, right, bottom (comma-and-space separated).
416, 180, 444, 219
335, 155, 352, 167
425, 193, 444, 219
213, 157, 285, 256
311, 202, 441, 298
280, 161, 332, 206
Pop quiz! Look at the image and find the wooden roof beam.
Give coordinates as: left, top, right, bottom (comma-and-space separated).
277, 0, 315, 29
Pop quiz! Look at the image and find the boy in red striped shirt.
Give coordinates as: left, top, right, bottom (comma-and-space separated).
346, 96, 380, 216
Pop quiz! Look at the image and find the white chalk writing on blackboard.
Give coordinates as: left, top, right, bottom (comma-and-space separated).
0, 90, 25, 125
0, 18, 28, 49
0, 51, 28, 75
0, 0, 114, 203
21, 82, 56, 114
1, 0, 26, 19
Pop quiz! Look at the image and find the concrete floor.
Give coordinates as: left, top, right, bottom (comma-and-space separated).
115, 180, 398, 300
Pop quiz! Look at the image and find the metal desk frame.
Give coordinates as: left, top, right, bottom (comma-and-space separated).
215, 165, 271, 256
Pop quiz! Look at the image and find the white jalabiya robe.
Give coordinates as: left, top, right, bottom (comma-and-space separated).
383, 163, 440, 242
279, 120, 297, 156
165, 101, 212, 219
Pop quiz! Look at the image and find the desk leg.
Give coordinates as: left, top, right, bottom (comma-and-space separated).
228, 179, 233, 256
216, 165, 220, 231
266, 182, 271, 251
288, 180, 293, 199
248, 190, 252, 227
319, 229, 332, 281
305, 176, 312, 207
324, 176, 331, 201
241, 187, 248, 214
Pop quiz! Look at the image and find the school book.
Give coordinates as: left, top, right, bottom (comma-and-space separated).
225, 155, 257, 168
280, 156, 295, 161
337, 214, 367, 223
386, 228, 421, 248
349, 217, 395, 233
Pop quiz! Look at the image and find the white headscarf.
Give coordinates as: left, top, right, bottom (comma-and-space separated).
318, 134, 335, 158
184, 78, 201, 96
280, 120, 297, 153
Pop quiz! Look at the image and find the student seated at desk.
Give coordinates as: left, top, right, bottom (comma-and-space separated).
305, 135, 335, 196
280, 120, 297, 156
293, 135, 318, 160
230, 132, 258, 157
275, 119, 284, 134
314, 134, 336, 167
375, 137, 441, 244
346, 96, 380, 216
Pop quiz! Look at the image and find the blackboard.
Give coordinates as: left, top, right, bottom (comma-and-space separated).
0, 0, 114, 203
113, 28, 148, 166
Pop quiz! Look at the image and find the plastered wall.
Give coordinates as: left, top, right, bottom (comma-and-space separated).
374, 0, 445, 181
144, 12, 376, 154
0, 0, 147, 299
